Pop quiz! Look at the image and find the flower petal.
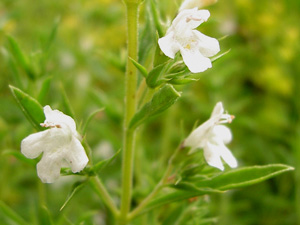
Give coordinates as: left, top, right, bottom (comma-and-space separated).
21, 130, 50, 159
44, 105, 77, 133
189, 10, 210, 29
173, 9, 210, 31
219, 144, 238, 168
64, 138, 89, 173
185, 119, 212, 151
180, 46, 212, 73
185, 102, 225, 150
193, 30, 220, 57
210, 102, 224, 119
203, 142, 224, 170
212, 125, 232, 144
45, 128, 73, 151
158, 31, 180, 59
37, 155, 62, 183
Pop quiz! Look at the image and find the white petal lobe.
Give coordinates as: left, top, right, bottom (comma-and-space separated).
180, 47, 212, 73
219, 144, 238, 168
158, 32, 179, 59
158, 8, 219, 73
204, 142, 224, 171
37, 156, 62, 183
193, 31, 220, 57
20, 106, 89, 183
21, 130, 50, 159
65, 138, 89, 173
183, 102, 237, 171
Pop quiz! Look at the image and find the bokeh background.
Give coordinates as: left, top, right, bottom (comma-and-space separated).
0, 0, 299, 224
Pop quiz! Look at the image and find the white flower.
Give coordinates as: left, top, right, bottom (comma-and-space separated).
21, 106, 89, 183
179, 0, 218, 11
158, 8, 220, 73
184, 102, 237, 171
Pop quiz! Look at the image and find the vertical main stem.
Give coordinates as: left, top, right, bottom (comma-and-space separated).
120, 2, 139, 224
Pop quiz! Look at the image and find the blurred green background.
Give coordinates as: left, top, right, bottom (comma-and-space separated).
0, 0, 299, 224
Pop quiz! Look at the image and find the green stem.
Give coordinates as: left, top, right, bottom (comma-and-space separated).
120, 1, 139, 224
128, 144, 183, 220
38, 181, 46, 207
90, 176, 119, 217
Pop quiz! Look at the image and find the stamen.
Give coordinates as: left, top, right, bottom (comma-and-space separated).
40, 123, 47, 127
40, 123, 61, 128
219, 114, 235, 124
186, 15, 203, 23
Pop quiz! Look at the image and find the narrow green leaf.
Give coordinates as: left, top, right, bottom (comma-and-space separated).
60, 83, 75, 119
81, 108, 105, 135
129, 84, 181, 129
7, 35, 35, 79
170, 182, 221, 193
38, 76, 52, 104
9, 85, 45, 131
0, 201, 29, 225
1, 47, 24, 89
60, 181, 86, 211
168, 77, 198, 85
165, 70, 190, 79
43, 17, 60, 52
146, 62, 168, 88
218, 35, 229, 41
129, 57, 148, 78
92, 149, 121, 174
142, 188, 220, 216
211, 49, 231, 63
138, 7, 156, 63
150, 0, 164, 37
196, 164, 294, 191
166, 61, 189, 75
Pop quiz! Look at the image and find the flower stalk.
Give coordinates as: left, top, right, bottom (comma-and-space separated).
120, 1, 140, 224
90, 176, 119, 217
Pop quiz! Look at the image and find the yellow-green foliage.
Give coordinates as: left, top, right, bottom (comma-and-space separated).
0, 0, 299, 224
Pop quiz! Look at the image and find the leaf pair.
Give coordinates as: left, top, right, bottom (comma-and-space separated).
139, 164, 293, 216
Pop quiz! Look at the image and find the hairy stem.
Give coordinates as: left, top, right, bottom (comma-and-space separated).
119, 1, 139, 224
